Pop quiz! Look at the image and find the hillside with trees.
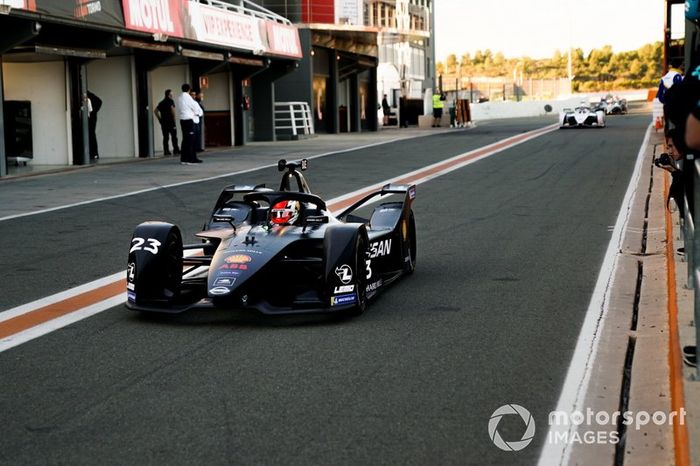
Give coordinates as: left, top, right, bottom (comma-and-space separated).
436, 42, 663, 92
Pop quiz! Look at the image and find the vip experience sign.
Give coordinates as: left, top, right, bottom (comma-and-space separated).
120, 0, 301, 58
187, 1, 264, 52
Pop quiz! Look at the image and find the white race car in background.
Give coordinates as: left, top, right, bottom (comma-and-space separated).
605, 97, 628, 115
559, 104, 606, 128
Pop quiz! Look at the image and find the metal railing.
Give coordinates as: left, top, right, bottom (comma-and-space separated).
679, 155, 700, 373
274, 102, 314, 138
199, 0, 293, 25
683, 158, 696, 288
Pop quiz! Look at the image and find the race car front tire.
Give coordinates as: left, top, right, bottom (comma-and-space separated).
127, 222, 183, 310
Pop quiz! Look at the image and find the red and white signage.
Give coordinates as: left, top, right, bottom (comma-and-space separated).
122, 0, 184, 37
119, 0, 301, 60
265, 21, 302, 59
3, 0, 36, 9
188, 1, 264, 52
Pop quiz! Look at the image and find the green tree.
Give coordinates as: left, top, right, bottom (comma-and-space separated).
437, 41, 663, 92
445, 53, 458, 74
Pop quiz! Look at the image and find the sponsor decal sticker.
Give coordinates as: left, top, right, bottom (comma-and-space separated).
305, 215, 329, 224
219, 263, 249, 271
231, 248, 263, 255
331, 293, 357, 306
209, 287, 231, 296
225, 254, 252, 264
334, 285, 355, 294
75, 1, 102, 17
335, 264, 353, 284
214, 277, 236, 287
127, 262, 135, 282
366, 279, 383, 293
369, 239, 392, 258
409, 186, 416, 199
127, 291, 136, 302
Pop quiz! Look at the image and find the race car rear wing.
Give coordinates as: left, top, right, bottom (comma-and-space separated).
210, 184, 270, 213
336, 183, 416, 221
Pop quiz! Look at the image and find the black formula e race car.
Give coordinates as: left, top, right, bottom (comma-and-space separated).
125, 159, 417, 316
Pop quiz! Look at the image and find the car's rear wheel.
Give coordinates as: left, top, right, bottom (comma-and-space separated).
404, 211, 417, 274
347, 234, 368, 316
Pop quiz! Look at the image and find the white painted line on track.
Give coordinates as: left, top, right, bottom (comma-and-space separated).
0, 124, 557, 353
0, 295, 126, 352
537, 124, 653, 466
328, 124, 558, 207
0, 271, 125, 324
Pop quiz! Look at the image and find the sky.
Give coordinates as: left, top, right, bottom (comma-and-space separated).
434, 0, 686, 62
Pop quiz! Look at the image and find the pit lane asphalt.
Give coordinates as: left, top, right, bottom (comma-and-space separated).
0, 114, 649, 464
0, 117, 551, 309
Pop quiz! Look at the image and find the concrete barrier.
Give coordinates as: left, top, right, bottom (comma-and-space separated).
469, 91, 652, 122
469, 97, 583, 121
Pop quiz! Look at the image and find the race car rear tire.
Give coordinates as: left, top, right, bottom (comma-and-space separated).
403, 211, 417, 274
127, 222, 183, 309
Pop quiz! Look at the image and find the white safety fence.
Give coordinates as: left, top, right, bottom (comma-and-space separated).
274, 102, 314, 139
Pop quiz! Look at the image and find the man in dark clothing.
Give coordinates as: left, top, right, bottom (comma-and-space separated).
381, 94, 391, 126
154, 89, 179, 156
655, 64, 700, 219
86, 91, 101, 159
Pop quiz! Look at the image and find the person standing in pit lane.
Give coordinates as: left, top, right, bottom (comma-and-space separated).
154, 89, 179, 156
176, 83, 203, 165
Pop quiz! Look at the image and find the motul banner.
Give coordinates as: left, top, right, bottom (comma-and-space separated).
5, 0, 125, 27
122, 0, 185, 37
5, 0, 302, 59
265, 21, 302, 59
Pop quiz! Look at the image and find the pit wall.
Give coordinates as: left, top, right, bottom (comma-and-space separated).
469, 90, 650, 121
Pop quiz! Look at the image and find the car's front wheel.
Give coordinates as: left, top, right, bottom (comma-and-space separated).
127, 222, 183, 310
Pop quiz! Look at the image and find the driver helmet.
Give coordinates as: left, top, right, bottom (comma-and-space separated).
270, 200, 301, 225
